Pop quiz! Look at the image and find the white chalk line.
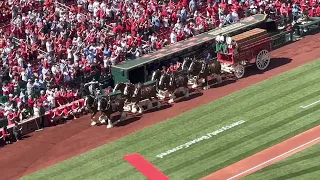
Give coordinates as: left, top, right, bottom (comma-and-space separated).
226, 136, 320, 180
300, 100, 320, 109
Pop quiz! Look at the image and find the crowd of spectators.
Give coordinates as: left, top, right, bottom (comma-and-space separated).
1, 0, 320, 145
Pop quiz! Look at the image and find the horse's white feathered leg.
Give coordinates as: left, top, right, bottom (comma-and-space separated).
168, 94, 175, 104
91, 119, 97, 126
107, 118, 113, 128
131, 104, 137, 113
123, 104, 131, 112
99, 115, 106, 124
192, 83, 198, 89
138, 105, 144, 114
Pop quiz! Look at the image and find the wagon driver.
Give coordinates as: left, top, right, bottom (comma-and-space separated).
226, 34, 238, 54
215, 33, 227, 53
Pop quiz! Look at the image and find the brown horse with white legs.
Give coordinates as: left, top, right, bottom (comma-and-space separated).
113, 82, 126, 94
84, 95, 100, 126
97, 96, 126, 128
130, 83, 160, 113
167, 72, 190, 103
188, 60, 222, 90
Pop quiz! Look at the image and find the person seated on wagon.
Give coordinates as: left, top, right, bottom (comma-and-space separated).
215, 33, 227, 53
226, 34, 234, 54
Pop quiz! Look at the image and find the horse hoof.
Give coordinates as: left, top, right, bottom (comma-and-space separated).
107, 124, 113, 128
168, 99, 174, 104
147, 103, 153, 109
120, 112, 127, 122
132, 108, 137, 113
138, 107, 144, 114
203, 86, 210, 90
91, 122, 97, 126
157, 102, 161, 109
100, 119, 106, 124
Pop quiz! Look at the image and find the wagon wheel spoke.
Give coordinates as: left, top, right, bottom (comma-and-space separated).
256, 50, 270, 71
234, 64, 245, 79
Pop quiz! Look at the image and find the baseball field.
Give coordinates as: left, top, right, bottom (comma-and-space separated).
20, 58, 320, 180
244, 143, 320, 180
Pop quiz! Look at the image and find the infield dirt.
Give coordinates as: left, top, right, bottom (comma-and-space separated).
2, 33, 320, 180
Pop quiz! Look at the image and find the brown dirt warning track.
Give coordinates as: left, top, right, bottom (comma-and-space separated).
2, 33, 320, 180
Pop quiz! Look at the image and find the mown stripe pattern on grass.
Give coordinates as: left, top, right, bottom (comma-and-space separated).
21, 59, 320, 180
244, 143, 320, 180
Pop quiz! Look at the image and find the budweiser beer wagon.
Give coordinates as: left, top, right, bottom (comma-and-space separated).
216, 28, 272, 78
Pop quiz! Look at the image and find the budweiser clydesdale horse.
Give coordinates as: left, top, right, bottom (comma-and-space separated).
97, 96, 126, 128
152, 70, 189, 103
187, 59, 222, 90
84, 95, 103, 126
123, 82, 160, 113
113, 82, 126, 93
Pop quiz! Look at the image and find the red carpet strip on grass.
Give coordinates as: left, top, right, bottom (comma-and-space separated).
123, 153, 170, 180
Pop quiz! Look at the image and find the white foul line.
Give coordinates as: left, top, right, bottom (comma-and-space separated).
226, 136, 320, 180
300, 100, 320, 109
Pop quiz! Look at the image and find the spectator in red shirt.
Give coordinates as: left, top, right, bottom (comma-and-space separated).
55, 91, 65, 106
76, 99, 86, 114
27, 95, 35, 115
39, 90, 47, 102
1, 126, 12, 145
47, 110, 59, 126
55, 108, 65, 123
7, 111, 14, 125
62, 106, 72, 120
71, 102, 80, 119
66, 89, 75, 103
12, 109, 20, 123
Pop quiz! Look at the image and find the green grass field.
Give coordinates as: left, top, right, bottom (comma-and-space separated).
22, 59, 320, 180
244, 143, 320, 180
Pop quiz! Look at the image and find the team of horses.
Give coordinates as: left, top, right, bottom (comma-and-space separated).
84, 58, 224, 128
